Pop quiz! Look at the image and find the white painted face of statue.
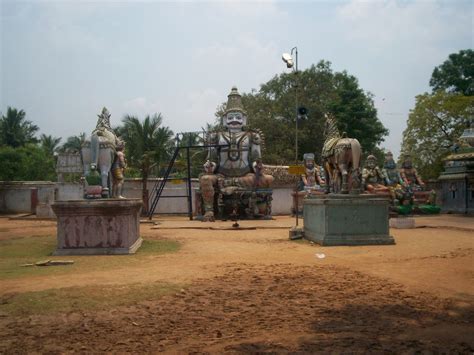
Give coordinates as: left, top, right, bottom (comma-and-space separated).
224, 111, 246, 133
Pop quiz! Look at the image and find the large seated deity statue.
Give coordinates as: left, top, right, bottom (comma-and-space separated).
400, 154, 425, 191
361, 155, 390, 194
399, 154, 436, 206
381, 151, 410, 206
199, 87, 273, 222
300, 153, 325, 192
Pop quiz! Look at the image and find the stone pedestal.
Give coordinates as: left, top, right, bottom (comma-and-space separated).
303, 194, 395, 246
51, 199, 143, 255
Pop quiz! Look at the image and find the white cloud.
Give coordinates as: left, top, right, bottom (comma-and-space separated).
194, 34, 282, 91
214, 0, 287, 19
336, 0, 470, 51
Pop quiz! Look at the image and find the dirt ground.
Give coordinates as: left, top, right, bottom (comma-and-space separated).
0, 214, 473, 353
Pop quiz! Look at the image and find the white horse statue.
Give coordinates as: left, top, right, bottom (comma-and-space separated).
81, 107, 120, 198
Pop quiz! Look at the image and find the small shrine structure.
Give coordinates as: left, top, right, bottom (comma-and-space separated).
438, 120, 474, 213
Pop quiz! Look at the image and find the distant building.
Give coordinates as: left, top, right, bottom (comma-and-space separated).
438, 122, 474, 213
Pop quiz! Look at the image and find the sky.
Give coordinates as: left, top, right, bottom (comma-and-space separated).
1, 0, 473, 158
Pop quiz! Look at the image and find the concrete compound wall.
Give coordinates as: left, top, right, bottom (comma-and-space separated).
0, 179, 295, 216
0, 182, 56, 214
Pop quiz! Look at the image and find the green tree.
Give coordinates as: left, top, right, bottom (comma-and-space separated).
400, 91, 474, 179
216, 61, 388, 164
175, 132, 207, 178
40, 134, 62, 156
0, 107, 39, 147
429, 49, 474, 96
118, 114, 174, 213
0, 144, 56, 181
60, 133, 86, 153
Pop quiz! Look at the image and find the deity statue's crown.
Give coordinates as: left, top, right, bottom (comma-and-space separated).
225, 86, 247, 115
366, 155, 376, 161
303, 153, 315, 161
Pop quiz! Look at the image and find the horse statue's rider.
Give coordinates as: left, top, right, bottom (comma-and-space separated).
199, 86, 273, 221
321, 113, 362, 194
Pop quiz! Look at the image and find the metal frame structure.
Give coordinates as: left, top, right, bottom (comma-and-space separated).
147, 132, 228, 220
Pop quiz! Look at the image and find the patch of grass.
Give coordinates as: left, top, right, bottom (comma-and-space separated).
0, 281, 182, 316
138, 239, 180, 254
0, 236, 180, 280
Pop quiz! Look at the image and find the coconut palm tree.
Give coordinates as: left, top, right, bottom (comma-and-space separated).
119, 113, 174, 213
0, 107, 39, 147
40, 134, 62, 156
60, 133, 87, 153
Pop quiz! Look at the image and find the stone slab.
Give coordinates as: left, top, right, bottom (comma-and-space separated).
390, 217, 416, 229
51, 198, 142, 255
303, 194, 395, 246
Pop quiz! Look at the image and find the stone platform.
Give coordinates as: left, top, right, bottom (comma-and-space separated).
51, 199, 143, 255
303, 194, 395, 246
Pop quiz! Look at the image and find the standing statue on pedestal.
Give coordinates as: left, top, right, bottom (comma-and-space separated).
361, 155, 390, 194
199, 87, 273, 222
111, 140, 127, 199
81, 107, 124, 198
322, 113, 362, 194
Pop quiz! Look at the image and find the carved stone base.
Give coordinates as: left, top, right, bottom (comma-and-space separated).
303, 194, 395, 246
51, 199, 142, 255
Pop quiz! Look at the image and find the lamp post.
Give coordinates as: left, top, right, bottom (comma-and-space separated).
282, 46, 299, 162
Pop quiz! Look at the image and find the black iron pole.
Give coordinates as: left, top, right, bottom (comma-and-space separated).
186, 146, 193, 220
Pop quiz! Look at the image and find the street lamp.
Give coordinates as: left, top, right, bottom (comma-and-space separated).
282, 47, 299, 162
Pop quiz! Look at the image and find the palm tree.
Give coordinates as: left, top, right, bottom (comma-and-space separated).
60, 133, 87, 153
0, 107, 39, 147
40, 134, 62, 156
119, 114, 174, 213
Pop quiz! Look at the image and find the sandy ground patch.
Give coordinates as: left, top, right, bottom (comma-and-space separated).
0, 214, 473, 352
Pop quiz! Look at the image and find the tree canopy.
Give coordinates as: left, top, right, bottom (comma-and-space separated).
118, 113, 174, 181
217, 61, 388, 164
400, 91, 474, 179
429, 49, 474, 96
0, 107, 39, 148
0, 144, 56, 181
40, 134, 62, 156
401, 49, 474, 180
60, 133, 86, 153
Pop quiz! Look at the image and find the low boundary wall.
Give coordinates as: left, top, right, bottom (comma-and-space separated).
0, 179, 295, 216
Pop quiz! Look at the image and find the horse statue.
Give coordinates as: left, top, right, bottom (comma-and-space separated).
321, 113, 362, 194
81, 107, 120, 198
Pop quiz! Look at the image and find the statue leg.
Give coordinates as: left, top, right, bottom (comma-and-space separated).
112, 169, 125, 199
338, 163, 348, 194
90, 134, 99, 170
99, 150, 113, 197
324, 162, 331, 194
199, 174, 218, 222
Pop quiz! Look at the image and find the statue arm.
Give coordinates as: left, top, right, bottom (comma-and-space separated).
399, 169, 409, 185
120, 152, 127, 169
361, 168, 369, 188
381, 168, 391, 185
250, 132, 263, 167
376, 167, 386, 185
414, 169, 425, 186
206, 133, 218, 164
301, 173, 308, 186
